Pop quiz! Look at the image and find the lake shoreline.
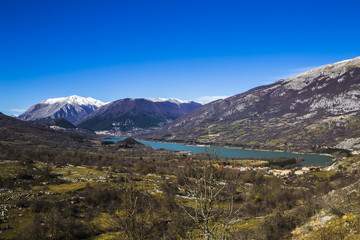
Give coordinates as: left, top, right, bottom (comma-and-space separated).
103, 137, 333, 158
103, 137, 334, 166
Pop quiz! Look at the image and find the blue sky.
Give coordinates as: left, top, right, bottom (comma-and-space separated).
1, 0, 360, 115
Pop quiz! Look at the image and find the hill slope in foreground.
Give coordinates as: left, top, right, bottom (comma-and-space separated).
0, 112, 95, 150
138, 57, 360, 153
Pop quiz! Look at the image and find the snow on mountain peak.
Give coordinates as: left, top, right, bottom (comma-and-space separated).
19, 95, 106, 124
42, 95, 106, 107
142, 98, 196, 105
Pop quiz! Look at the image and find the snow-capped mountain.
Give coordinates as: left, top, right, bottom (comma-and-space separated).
41, 95, 105, 107
18, 95, 106, 124
77, 98, 202, 133
138, 56, 360, 152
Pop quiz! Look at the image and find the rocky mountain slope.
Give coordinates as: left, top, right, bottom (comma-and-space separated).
18, 95, 106, 124
77, 98, 202, 133
138, 57, 360, 152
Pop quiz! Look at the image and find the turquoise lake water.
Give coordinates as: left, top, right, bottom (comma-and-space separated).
104, 138, 333, 166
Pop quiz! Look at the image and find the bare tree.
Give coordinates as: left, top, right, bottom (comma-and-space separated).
112, 185, 165, 240
181, 146, 240, 240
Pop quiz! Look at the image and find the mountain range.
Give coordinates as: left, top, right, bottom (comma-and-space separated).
17, 96, 202, 134
77, 98, 202, 133
137, 56, 360, 152
11, 56, 360, 152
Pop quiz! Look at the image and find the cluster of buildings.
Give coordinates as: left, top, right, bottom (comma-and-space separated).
294, 165, 319, 175
267, 165, 320, 177
177, 164, 255, 172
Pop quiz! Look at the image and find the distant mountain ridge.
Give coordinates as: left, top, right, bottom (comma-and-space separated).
0, 112, 94, 149
138, 56, 360, 152
32, 118, 76, 129
77, 98, 202, 133
31, 118, 99, 139
18, 96, 202, 134
18, 95, 106, 124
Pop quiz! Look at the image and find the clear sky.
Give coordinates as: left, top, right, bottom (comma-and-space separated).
1, 0, 360, 116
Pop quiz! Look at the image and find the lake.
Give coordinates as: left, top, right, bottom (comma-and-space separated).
104, 138, 333, 166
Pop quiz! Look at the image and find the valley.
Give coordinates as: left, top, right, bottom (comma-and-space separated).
1, 109, 360, 239
2, 57, 360, 239
104, 137, 333, 167
3, 1, 360, 239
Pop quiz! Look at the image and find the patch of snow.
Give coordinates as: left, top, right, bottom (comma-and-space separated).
142, 98, 196, 105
